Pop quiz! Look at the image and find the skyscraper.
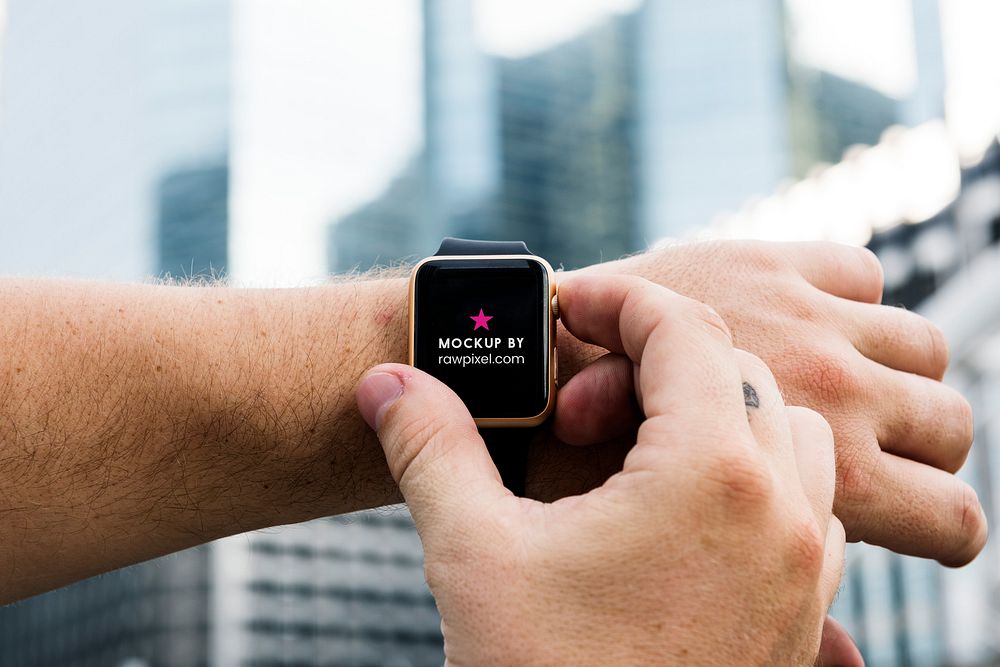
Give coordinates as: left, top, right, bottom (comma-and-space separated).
636, 0, 791, 238
332, 0, 917, 269
787, 68, 900, 173
332, 6, 641, 272
157, 164, 230, 279
421, 0, 500, 245
497, 12, 638, 268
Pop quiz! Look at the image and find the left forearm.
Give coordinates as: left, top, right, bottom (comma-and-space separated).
0, 276, 408, 601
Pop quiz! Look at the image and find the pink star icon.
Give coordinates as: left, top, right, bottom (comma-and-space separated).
470, 308, 493, 331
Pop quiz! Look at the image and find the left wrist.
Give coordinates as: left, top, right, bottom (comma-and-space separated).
223, 281, 408, 522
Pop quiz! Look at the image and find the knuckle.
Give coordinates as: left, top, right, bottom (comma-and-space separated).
856, 246, 885, 294
785, 290, 826, 325
787, 406, 834, 443
922, 318, 950, 375
928, 390, 974, 473
826, 516, 847, 567
704, 449, 774, 511
833, 443, 879, 536
740, 241, 790, 274
422, 559, 448, 592
677, 297, 733, 344
794, 348, 862, 405
783, 514, 826, 578
885, 384, 973, 473
737, 349, 775, 380
943, 395, 975, 473
946, 482, 988, 566
956, 395, 975, 448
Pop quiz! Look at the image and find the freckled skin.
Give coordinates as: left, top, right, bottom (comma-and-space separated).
0, 277, 408, 602
372, 306, 397, 328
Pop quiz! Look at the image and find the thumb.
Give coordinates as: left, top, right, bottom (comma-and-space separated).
356, 363, 508, 528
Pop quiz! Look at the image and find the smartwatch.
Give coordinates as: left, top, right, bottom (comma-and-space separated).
408, 238, 558, 494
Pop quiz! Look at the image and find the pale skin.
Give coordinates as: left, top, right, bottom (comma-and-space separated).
0, 241, 985, 612
359, 273, 847, 666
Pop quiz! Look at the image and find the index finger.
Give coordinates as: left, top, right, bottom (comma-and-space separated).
780, 241, 885, 304
557, 274, 749, 443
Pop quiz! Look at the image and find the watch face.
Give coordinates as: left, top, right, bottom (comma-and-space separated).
412, 257, 552, 422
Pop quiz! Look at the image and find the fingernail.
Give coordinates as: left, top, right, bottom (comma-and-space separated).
357, 372, 404, 430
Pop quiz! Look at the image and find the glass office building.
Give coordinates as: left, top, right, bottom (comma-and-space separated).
332, 0, 913, 269
331, 0, 640, 272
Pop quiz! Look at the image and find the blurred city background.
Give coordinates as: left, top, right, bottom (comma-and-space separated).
0, 0, 998, 665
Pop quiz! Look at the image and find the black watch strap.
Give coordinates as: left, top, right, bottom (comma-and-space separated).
436, 237, 534, 257
482, 429, 529, 497
433, 237, 535, 495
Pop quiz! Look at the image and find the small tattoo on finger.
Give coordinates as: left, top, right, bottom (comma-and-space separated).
743, 382, 760, 409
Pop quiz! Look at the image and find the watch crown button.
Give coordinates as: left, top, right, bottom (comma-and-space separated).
551, 294, 559, 319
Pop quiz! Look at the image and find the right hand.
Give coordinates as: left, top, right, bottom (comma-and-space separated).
358, 274, 846, 666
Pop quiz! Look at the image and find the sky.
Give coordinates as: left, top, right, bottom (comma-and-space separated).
785, 0, 916, 97
0, 1, 5, 93
939, 0, 1000, 163
229, 0, 423, 285
474, 0, 640, 58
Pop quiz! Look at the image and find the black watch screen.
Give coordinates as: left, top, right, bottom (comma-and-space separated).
412, 258, 552, 421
